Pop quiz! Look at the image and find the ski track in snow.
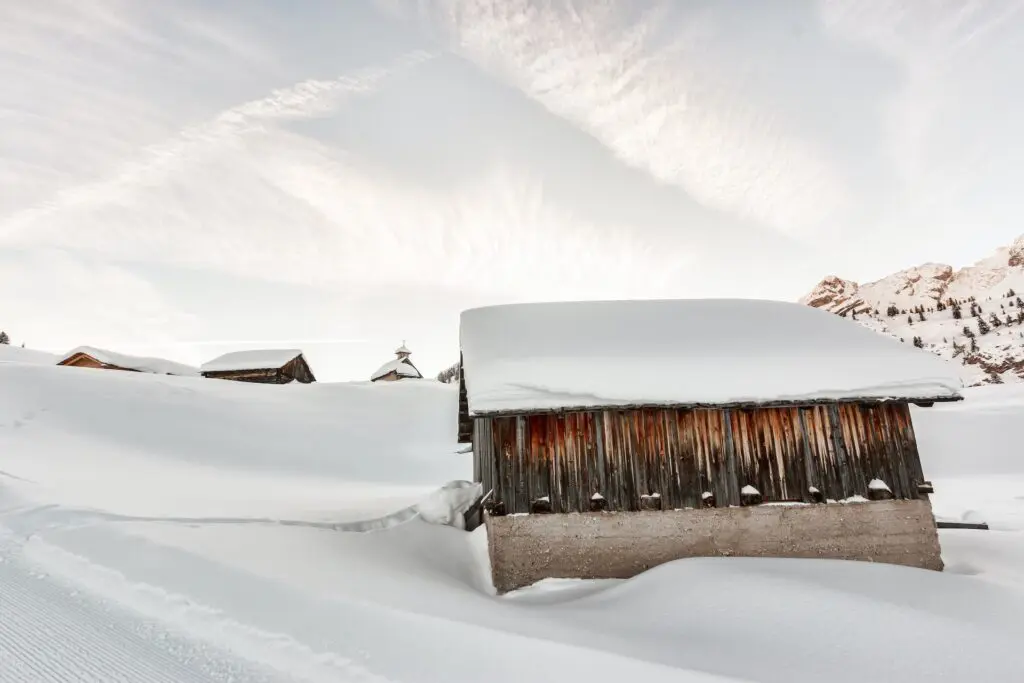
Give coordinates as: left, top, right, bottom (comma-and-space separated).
0, 537, 286, 683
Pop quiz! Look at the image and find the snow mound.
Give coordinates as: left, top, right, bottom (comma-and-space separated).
0, 344, 59, 365
0, 358, 1022, 681
460, 299, 963, 415
59, 345, 199, 376
0, 364, 467, 518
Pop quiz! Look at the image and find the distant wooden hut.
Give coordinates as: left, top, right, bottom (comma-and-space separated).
459, 299, 963, 592
371, 343, 423, 382
58, 346, 199, 377
201, 349, 315, 384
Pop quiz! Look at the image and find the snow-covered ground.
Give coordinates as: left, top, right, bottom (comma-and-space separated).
0, 361, 1021, 681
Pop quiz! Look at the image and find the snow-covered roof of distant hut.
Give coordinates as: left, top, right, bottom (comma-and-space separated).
59, 346, 200, 376
201, 349, 306, 373
371, 357, 422, 381
459, 299, 964, 416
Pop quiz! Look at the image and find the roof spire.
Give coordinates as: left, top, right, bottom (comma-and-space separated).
395, 340, 411, 359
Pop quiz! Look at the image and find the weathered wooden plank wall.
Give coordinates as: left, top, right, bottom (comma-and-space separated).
457, 353, 473, 443
472, 402, 925, 514
203, 368, 283, 384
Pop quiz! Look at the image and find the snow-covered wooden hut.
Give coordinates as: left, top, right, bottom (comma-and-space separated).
458, 299, 964, 592
58, 346, 199, 377
200, 349, 315, 384
370, 343, 423, 382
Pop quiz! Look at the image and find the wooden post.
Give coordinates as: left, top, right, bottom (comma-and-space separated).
740, 485, 763, 506
531, 497, 553, 514
640, 493, 662, 511
868, 478, 894, 501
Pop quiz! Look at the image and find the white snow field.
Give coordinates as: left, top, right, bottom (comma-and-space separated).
1, 361, 1022, 682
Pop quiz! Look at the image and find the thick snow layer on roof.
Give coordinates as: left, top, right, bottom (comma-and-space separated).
61, 346, 199, 376
460, 299, 963, 414
201, 349, 304, 373
371, 357, 422, 381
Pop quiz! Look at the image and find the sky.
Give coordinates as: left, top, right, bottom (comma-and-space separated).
2, 0, 1023, 381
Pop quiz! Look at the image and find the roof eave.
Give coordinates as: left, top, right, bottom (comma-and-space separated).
467, 393, 964, 418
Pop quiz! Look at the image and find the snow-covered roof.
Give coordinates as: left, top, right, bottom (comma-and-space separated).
371, 357, 422, 381
395, 343, 411, 355
459, 299, 964, 415
60, 346, 200, 377
201, 349, 305, 373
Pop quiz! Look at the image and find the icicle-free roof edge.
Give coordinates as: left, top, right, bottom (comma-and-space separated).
459, 299, 964, 414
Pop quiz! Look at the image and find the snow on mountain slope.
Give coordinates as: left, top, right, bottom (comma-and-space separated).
1, 364, 1022, 681
803, 234, 1024, 385
0, 344, 58, 365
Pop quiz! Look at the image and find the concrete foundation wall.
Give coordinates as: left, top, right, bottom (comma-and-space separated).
486, 500, 943, 594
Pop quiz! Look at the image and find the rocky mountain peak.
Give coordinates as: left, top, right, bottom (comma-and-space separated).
801, 234, 1024, 386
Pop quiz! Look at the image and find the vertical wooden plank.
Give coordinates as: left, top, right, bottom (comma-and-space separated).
515, 416, 525, 506
618, 411, 634, 511
723, 408, 738, 503
568, 413, 582, 512
661, 411, 676, 508
798, 408, 816, 501
594, 411, 607, 503
606, 411, 618, 510
472, 417, 481, 485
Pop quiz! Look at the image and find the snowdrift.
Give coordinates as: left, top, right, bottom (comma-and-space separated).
0, 362, 1021, 681
0, 344, 59, 365
0, 363, 468, 519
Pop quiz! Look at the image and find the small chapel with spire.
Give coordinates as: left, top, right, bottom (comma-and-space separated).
370, 341, 423, 382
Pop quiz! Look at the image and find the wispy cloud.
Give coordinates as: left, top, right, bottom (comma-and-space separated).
0, 50, 435, 242
0, 249, 197, 353
173, 339, 368, 347
389, 0, 851, 237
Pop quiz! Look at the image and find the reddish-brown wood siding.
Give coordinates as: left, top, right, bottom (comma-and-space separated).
58, 354, 136, 372
473, 402, 926, 514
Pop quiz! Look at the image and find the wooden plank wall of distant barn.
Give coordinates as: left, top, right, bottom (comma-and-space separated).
473, 402, 927, 514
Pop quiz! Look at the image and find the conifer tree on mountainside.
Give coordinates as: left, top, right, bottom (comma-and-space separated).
802, 235, 1024, 386
0, 331, 9, 345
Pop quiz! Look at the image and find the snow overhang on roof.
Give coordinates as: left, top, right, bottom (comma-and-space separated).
201, 349, 303, 373
459, 299, 965, 416
60, 346, 200, 376
371, 357, 422, 381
